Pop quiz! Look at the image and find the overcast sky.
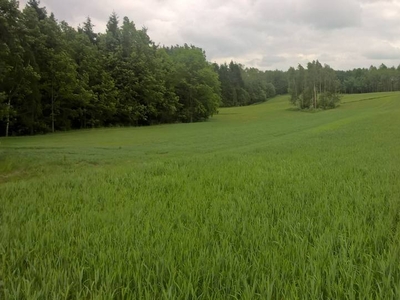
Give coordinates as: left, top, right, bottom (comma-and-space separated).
19, 0, 400, 71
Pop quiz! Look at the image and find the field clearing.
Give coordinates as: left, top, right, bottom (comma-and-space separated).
1, 92, 400, 299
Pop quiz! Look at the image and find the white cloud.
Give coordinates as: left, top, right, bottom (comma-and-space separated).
18, 0, 400, 70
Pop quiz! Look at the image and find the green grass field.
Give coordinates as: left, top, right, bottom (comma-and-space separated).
1, 92, 400, 299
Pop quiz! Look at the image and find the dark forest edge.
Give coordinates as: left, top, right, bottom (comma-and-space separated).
1, 0, 399, 136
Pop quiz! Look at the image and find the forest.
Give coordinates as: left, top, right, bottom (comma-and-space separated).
1, 0, 400, 136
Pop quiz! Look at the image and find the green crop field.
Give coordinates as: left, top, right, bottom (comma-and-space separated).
1, 92, 400, 299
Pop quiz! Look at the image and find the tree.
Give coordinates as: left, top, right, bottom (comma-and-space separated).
215, 61, 258, 107
167, 45, 221, 122
0, 0, 23, 136
82, 17, 97, 44
242, 67, 276, 105
27, 0, 46, 20
104, 12, 120, 53
288, 61, 340, 110
265, 70, 288, 95
0, 0, 41, 136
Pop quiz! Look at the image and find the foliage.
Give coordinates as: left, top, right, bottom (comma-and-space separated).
0, 1, 224, 136
337, 64, 400, 94
215, 62, 277, 107
166, 45, 221, 122
288, 61, 341, 110
264, 69, 288, 95
242, 67, 276, 104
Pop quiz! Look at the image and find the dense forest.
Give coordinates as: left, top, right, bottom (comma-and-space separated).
1, 0, 400, 136
1, 0, 281, 136
1, 0, 223, 136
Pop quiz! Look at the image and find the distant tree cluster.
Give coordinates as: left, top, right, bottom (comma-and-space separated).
0, 0, 223, 136
214, 62, 287, 107
337, 64, 400, 94
288, 61, 341, 110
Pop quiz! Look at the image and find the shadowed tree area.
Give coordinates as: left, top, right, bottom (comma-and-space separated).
0, 1, 222, 136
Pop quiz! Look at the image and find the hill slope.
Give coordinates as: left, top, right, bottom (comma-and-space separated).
1, 93, 400, 299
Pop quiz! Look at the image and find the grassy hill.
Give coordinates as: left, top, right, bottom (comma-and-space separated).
1, 93, 400, 299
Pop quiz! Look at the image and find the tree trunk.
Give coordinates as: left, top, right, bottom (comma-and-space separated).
314, 84, 317, 109
189, 88, 193, 123
5, 97, 11, 137
51, 78, 55, 133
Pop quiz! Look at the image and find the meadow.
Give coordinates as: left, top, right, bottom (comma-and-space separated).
1, 92, 400, 299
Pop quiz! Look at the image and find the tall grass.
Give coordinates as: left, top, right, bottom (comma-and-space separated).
1, 93, 400, 299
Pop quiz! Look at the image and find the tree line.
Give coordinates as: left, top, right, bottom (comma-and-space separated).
214, 62, 288, 107
1, 0, 400, 136
337, 64, 400, 94
0, 0, 224, 136
0, 0, 282, 137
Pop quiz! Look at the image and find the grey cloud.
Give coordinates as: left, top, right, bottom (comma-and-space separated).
296, 0, 362, 29
364, 43, 400, 59
249, 55, 287, 68
18, 0, 400, 70
360, 0, 394, 3
19, 0, 111, 28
